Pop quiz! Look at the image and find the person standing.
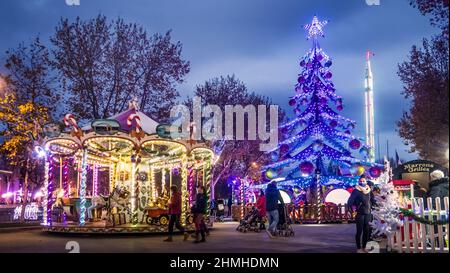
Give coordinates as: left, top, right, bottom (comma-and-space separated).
348, 175, 375, 253
256, 190, 266, 230
265, 182, 284, 238
256, 190, 266, 218
164, 185, 189, 242
192, 185, 208, 243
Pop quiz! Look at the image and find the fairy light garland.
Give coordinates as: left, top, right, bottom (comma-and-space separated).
63, 159, 69, 198
79, 149, 88, 226
188, 167, 194, 206
151, 166, 157, 201
109, 163, 116, 192
180, 155, 188, 226
46, 155, 55, 226
43, 156, 50, 226
161, 168, 167, 195
240, 178, 245, 220
131, 161, 136, 213
204, 161, 212, 215
92, 163, 98, 196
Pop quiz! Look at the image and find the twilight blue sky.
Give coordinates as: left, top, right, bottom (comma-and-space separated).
0, 0, 439, 161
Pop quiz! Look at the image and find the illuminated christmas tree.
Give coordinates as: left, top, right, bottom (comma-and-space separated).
370, 159, 402, 237
262, 16, 380, 191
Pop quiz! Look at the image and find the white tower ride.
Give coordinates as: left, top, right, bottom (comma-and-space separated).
364, 51, 375, 162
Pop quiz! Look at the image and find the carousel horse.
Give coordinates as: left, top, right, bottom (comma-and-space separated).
109, 187, 131, 215
88, 194, 109, 220
87, 187, 130, 220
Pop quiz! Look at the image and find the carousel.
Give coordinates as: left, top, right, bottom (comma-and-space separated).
36, 102, 214, 233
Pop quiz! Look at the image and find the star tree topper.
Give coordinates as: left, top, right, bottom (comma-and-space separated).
304, 16, 328, 40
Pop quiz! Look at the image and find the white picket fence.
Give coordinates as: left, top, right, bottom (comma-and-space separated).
389, 197, 449, 253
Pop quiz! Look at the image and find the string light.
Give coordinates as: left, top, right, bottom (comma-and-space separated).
180, 154, 188, 226
43, 156, 49, 226
79, 149, 88, 226
109, 163, 116, 192
188, 167, 194, 205
63, 160, 69, 198
92, 163, 98, 196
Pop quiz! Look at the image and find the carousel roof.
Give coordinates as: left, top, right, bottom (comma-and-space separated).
81, 107, 159, 134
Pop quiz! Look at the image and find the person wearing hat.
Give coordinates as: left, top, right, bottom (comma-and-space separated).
348, 175, 376, 253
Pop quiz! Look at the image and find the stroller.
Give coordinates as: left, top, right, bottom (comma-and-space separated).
276, 203, 295, 237
236, 206, 265, 233
211, 199, 225, 222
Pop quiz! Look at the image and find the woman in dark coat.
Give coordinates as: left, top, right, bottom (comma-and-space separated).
192, 185, 208, 243
348, 175, 375, 253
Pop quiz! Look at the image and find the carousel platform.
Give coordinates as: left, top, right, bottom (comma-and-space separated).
43, 220, 203, 234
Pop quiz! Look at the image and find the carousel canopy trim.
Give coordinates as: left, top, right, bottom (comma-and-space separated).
81, 107, 159, 135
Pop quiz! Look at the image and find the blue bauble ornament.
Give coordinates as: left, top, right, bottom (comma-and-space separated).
270, 152, 279, 161
359, 147, 369, 157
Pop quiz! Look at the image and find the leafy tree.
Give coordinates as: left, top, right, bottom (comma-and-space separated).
1, 38, 56, 196
0, 91, 48, 196
187, 75, 283, 198
4, 37, 58, 112
397, 2, 449, 167
410, 0, 449, 37
50, 15, 190, 121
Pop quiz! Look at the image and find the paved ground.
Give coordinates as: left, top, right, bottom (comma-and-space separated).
0, 222, 356, 253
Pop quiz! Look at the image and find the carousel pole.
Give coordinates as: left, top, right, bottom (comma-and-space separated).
92, 163, 98, 196
63, 159, 69, 198
59, 157, 63, 190
169, 168, 173, 189
202, 164, 206, 187
162, 168, 166, 196
204, 160, 212, 216
188, 167, 194, 206
151, 166, 156, 202
131, 159, 136, 220
147, 165, 153, 203
180, 154, 188, 227
43, 156, 50, 226
315, 169, 322, 224
76, 159, 81, 197
109, 163, 116, 193
79, 148, 88, 226
239, 178, 244, 220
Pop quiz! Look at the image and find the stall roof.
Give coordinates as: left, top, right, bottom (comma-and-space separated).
393, 179, 414, 186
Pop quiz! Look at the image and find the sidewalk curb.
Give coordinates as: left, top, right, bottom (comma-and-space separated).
0, 225, 42, 232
